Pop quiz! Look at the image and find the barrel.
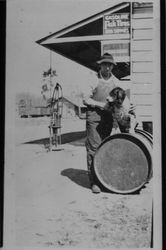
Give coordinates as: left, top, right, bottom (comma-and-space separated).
94, 129, 153, 194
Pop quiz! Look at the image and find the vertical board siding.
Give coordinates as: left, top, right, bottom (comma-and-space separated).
133, 62, 153, 73
136, 105, 153, 116
136, 115, 153, 122
132, 51, 153, 61
133, 29, 153, 40
133, 94, 153, 105
132, 18, 153, 29
133, 5, 153, 19
133, 2, 153, 8
132, 83, 153, 94
132, 73, 153, 83
133, 12, 153, 19
131, 3, 153, 122
132, 40, 152, 51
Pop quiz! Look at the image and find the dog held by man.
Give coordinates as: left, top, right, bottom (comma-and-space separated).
104, 87, 137, 134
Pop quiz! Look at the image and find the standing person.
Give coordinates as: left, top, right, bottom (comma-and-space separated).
83, 53, 132, 193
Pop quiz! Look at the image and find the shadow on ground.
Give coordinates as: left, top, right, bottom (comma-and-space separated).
61, 167, 145, 194
23, 131, 86, 146
61, 168, 91, 189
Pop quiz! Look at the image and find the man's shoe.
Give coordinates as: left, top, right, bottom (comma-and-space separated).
91, 184, 101, 193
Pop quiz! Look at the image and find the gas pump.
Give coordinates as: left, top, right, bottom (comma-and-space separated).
48, 83, 63, 151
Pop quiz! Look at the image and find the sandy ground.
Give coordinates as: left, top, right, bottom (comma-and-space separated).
13, 116, 153, 248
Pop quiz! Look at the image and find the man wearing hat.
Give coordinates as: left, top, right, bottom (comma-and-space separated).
83, 53, 134, 193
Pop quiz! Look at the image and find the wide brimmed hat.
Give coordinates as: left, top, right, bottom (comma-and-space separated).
97, 53, 116, 65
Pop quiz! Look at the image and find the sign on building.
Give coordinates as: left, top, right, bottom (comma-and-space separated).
103, 13, 130, 34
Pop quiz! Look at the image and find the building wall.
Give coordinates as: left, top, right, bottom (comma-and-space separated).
131, 2, 153, 123
101, 2, 153, 129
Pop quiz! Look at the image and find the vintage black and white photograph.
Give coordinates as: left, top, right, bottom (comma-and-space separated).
4, 0, 161, 249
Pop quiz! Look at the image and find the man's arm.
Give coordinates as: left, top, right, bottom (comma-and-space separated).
83, 97, 105, 109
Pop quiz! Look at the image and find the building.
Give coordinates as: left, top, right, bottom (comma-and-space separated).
16, 92, 50, 117
36, 2, 155, 134
16, 92, 86, 118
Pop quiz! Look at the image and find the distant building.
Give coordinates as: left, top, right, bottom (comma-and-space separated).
16, 92, 86, 119
16, 92, 49, 117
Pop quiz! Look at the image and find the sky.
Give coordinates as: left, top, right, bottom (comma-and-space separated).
6, 0, 119, 97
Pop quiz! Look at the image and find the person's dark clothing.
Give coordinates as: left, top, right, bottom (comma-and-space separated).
85, 76, 117, 185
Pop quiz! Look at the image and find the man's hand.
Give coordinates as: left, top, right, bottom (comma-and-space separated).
83, 98, 95, 107
83, 98, 105, 109
129, 103, 136, 117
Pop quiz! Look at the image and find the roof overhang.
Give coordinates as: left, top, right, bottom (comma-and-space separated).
36, 2, 130, 79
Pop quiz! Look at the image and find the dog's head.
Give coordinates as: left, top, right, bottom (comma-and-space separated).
106, 87, 126, 105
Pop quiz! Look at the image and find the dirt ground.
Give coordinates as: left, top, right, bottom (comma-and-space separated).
13, 116, 153, 248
